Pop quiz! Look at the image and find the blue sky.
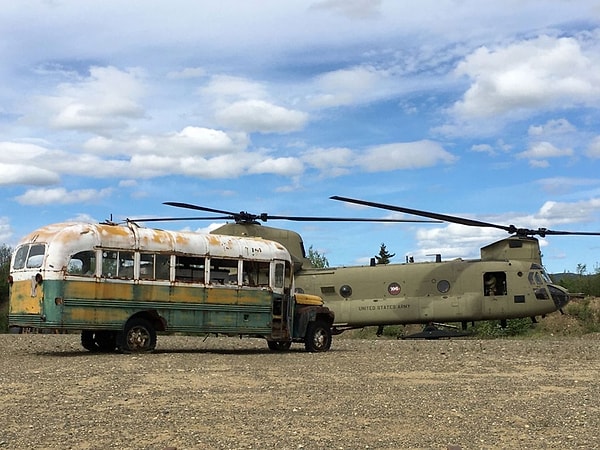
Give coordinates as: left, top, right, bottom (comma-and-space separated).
2, 0, 600, 274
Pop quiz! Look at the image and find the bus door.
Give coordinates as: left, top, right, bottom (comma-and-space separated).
10, 243, 46, 321
271, 260, 292, 339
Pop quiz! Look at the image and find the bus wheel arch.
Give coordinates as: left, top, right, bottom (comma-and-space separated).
118, 315, 158, 353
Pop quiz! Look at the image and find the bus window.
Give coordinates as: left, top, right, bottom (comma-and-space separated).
140, 253, 170, 281
26, 244, 45, 269
155, 254, 170, 280
102, 251, 118, 277
210, 258, 239, 285
175, 256, 205, 283
102, 251, 134, 278
274, 263, 284, 288
68, 251, 97, 277
13, 245, 29, 270
242, 260, 270, 287
119, 252, 134, 279
140, 253, 155, 280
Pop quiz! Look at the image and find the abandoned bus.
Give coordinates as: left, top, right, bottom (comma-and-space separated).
8, 222, 334, 353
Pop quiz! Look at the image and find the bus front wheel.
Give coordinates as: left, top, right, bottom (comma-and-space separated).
119, 318, 157, 353
304, 320, 332, 352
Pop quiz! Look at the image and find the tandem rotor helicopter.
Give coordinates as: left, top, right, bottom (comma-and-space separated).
132, 196, 600, 337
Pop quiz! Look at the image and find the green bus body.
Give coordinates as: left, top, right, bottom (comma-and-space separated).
9, 222, 334, 353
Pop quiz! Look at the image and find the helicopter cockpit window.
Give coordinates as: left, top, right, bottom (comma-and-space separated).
528, 271, 544, 286
483, 272, 507, 296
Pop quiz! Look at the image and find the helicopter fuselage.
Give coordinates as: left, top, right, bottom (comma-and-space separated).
294, 257, 569, 330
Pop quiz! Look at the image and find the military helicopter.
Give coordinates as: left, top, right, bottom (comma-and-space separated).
131, 197, 599, 336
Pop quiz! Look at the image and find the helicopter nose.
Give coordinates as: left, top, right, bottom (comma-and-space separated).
548, 284, 570, 309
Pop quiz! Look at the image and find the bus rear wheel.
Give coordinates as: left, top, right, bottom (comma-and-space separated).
81, 330, 117, 352
267, 340, 292, 351
304, 320, 332, 352
119, 318, 157, 353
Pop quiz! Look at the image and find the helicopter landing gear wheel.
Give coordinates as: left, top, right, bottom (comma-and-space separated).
304, 320, 332, 352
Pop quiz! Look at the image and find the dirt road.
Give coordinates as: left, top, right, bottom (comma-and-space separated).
1, 333, 599, 449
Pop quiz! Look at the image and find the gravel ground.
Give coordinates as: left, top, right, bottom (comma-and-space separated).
1, 333, 599, 450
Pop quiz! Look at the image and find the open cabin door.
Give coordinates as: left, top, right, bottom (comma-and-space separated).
270, 260, 292, 340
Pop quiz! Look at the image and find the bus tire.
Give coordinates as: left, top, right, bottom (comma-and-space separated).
119, 318, 157, 353
81, 330, 117, 352
267, 340, 292, 351
304, 320, 332, 352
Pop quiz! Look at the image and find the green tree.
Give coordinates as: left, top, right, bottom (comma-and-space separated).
375, 243, 395, 265
0, 244, 12, 333
307, 245, 329, 268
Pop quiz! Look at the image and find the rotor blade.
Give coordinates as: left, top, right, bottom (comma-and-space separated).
127, 216, 233, 223
330, 196, 600, 237
330, 196, 513, 232
163, 202, 238, 217
534, 229, 600, 237
265, 215, 441, 223
164, 201, 440, 223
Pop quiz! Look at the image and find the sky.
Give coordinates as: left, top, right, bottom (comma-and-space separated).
2, 0, 600, 274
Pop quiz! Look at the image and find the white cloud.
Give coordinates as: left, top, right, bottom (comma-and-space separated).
166, 67, 206, 79
309, 0, 382, 19
452, 35, 600, 119
309, 65, 391, 108
0, 217, 12, 244
15, 187, 113, 205
169, 126, 241, 153
302, 147, 355, 177
23, 66, 145, 133
517, 141, 573, 164
215, 100, 308, 133
528, 118, 576, 137
358, 140, 457, 172
586, 136, 600, 159
0, 163, 60, 186
471, 143, 495, 155
248, 157, 304, 176
200, 75, 267, 101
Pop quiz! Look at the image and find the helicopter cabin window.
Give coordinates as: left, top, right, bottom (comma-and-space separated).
210, 258, 239, 285
140, 253, 171, 281
175, 256, 205, 283
67, 251, 97, 277
483, 272, 507, 296
242, 260, 271, 287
